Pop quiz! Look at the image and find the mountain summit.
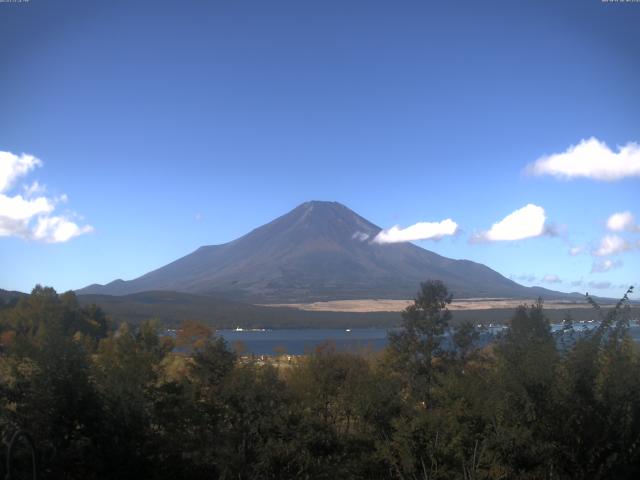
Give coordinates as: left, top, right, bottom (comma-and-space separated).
78, 201, 567, 302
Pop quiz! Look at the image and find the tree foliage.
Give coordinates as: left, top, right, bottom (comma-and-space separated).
1, 284, 639, 479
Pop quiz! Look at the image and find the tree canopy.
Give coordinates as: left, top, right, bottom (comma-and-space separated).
1, 283, 639, 479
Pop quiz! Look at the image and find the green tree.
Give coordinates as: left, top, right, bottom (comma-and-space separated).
452, 321, 479, 362
554, 287, 640, 479
0, 287, 105, 479
90, 320, 173, 477
489, 299, 560, 478
386, 279, 452, 402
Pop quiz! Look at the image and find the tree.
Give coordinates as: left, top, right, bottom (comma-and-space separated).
386, 280, 452, 402
190, 336, 236, 389
175, 319, 213, 353
553, 287, 640, 479
489, 299, 560, 478
0, 288, 105, 479
452, 321, 479, 362
0, 285, 109, 347
90, 320, 173, 477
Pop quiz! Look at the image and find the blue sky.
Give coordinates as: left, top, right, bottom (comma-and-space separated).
1, 0, 638, 299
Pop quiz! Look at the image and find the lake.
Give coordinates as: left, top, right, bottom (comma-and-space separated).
217, 323, 640, 356
218, 328, 389, 355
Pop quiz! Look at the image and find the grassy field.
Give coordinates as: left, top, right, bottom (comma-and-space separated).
75, 290, 638, 329
262, 297, 606, 313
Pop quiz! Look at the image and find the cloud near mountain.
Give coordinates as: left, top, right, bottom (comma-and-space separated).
372, 219, 458, 244
542, 274, 562, 284
472, 204, 548, 242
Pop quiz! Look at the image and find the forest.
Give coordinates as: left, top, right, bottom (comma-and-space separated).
0, 281, 638, 479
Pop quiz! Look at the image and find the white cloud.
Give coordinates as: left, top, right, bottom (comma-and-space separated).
526, 137, 640, 181
593, 235, 634, 256
373, 219, 458, 244
32, 216, 94, 243
352, 231, 370, 241
571, 280, 584, 288
23, 180, 46, 197
0, 193, 53, 220
0, 152, 41, 192
606, 211, 639, 232
542, 274, 561, 284
569, 245, 585, 256
513, 273, 536, 283
473, 204, 547, 242
591, 259, 623, 273
588, 281, 611, 290
0, 150, 93, 243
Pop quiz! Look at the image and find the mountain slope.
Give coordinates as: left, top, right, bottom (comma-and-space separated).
76, 291, 625, 330
78, 201, 574, 302
0, 288, 28, 303
76, 290, 401, 328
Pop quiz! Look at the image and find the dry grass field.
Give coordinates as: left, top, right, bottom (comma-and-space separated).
263, 298, 606, 313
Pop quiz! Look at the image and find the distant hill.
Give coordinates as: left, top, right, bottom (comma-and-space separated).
0, 287, 624, 330
78, 201, 580, 303
0, 288, 27, 303
76, 290, 629, 330
76, 291, 400, 329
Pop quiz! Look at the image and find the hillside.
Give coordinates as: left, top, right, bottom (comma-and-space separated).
0, 288, 27, 304
76, 290, 400, 329
75, 290, 632, 329
78, 201, 578, 303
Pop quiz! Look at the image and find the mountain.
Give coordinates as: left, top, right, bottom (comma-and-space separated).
0, 288, 27, 303
78, 201, 575, 302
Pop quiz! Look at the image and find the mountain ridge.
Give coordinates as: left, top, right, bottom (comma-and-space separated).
77, 201, 579, 302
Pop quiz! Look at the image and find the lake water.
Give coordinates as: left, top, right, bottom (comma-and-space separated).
218, 328, 390, 355
217, 323, 640, 356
